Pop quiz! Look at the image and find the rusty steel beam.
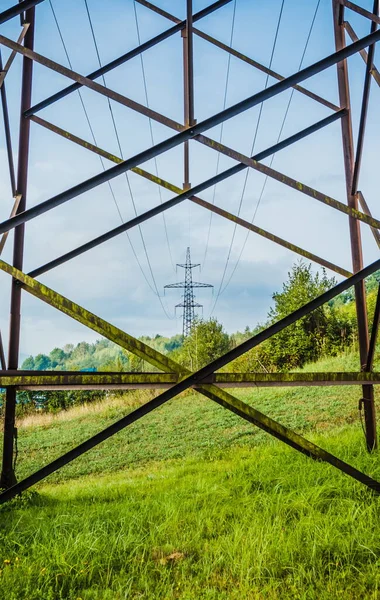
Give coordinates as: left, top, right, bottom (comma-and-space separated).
0, 51, 16, 198
367, 286, 380, 372
0, 33, 184, 133
196, 134, 380, 229
0, 26, 30, 198
0, 331, 6, 370
0, 24, 30, 89
0, 264, 181, 375
27, 112, 347, 278
0, 7, 35, 490
0, 195, 22, 256
344, 21, 380, 86
0, 0, 44, 25
351, 0, 379, 197
136, 0, 340, 112
368, 289, 380, 373
357, 191, 380, 249
2, 370, 380, 389
338, 0, 380, 25
1, 258, 380, 502
333, 0, 377, 452
182, 0, 194, 190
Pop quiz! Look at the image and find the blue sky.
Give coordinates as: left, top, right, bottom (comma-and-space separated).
0, 0, 379, 359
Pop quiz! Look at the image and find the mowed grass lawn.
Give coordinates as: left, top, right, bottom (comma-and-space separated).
1, 362, 380, 599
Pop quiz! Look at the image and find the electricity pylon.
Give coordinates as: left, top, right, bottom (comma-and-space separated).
165, 247, 213, 337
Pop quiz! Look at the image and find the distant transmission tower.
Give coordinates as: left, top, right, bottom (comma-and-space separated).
165, 247, 213, 337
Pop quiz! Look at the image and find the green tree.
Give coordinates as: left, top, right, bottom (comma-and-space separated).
267, 261, 352, 369
21, 356, 35, 370
34, 354, 52, 370
49, 347, 66, 368
178, 318, 230, 370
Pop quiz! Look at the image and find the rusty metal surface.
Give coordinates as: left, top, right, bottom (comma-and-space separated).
0, 7, 35, 490
357, 191, 380, 249
333, 0, 377, 451
2, 370, 380, 388
0, 331, 6, 370
351, 0, 379, 197
338, 0, 380, 24
344, 21, 380, 86
0, 0, 44, 25
0, 195, 22, 256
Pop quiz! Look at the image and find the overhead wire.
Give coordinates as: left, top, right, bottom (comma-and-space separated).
218, 0, 321, 299
202, 0, 237, 267
49, 0, 168, 307
132, 0, 176, 273
209, 0, 286, 316
82, 0, 174, 319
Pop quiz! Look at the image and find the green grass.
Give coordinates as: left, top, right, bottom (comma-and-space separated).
1, 428, 380, 599
1, 351, 380, 598
9, 383, 369, 484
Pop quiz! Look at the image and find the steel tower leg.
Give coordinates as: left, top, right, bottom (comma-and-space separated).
332, 0, 377, 451
0, 7, 35, 488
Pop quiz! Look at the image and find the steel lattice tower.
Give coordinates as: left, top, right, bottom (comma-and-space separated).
165, 247, 213, 337
1, 0, 380, 499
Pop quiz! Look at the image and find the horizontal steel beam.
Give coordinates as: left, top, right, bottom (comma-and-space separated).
338, 0, 380, 25
2, 370, 380, 389
1, 25, 380, 236
0, 0, 44, 25
136, 0, 340, 112
24, 0, 232, 117
29, 115, 352, 278
344, 21, 380, 86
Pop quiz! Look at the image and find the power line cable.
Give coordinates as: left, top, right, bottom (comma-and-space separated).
82, 0, 174, 319
210, 0, 286, 315
49, 0, 167, 304
218, 0, 321, 300
133, 0, 176, 273
203, 0, 237, 266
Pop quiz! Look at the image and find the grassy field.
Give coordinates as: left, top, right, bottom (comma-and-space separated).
1, 428, 380, 599
1, 350, 380, 598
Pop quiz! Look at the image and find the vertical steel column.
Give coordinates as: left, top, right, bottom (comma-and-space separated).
0, 7, 35, 488
332, 0, 377, 451
0, 50, 16, 197
182, 0, 194, 190
0, 331, 6, 370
